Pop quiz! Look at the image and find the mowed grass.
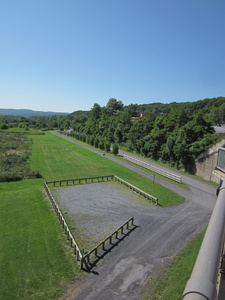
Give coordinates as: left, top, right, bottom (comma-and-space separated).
31, 132, 184, 206
0, 179, 81, 300
1, 131, 184, 300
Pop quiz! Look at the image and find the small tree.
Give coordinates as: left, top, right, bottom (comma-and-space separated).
104, 141, 111, 152
112, 143, 119, 155
0, 123, 8, 129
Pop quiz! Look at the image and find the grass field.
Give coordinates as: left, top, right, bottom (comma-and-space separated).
31, 132, 184, 206
0, 179, 81, 300
0, 131, 188, 299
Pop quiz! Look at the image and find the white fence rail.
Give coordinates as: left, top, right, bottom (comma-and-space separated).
123, 154, 182, 183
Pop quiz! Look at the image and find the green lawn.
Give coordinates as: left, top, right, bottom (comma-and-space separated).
31, 132, 184, 206
0, 131, 185, 299
0, 180, 81, 300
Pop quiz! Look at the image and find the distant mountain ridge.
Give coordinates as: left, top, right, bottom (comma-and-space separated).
0, 108, 69, 117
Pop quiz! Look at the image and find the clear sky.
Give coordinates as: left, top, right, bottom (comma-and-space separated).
1, 0, 225, 113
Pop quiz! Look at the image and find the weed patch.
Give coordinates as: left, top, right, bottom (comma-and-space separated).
0, 132, 41, 181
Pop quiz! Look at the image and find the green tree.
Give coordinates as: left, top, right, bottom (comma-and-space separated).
112, 143, 119, 155
106, 98, 123, 114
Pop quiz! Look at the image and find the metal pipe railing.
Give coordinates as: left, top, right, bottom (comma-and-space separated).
181, 179, 225, 300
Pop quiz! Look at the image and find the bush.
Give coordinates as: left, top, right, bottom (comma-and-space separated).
26, 170, 42, 179
0, 171, 22, 182
112, 143, 119, 155
104, 141, 111, 152
0, 123, 9, 129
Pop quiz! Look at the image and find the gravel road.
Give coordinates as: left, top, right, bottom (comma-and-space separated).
52, 132, 217, 300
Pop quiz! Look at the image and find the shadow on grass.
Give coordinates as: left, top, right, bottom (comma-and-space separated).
81, 224, 139, 274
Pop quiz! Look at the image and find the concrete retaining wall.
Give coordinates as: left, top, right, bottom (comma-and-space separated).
195, 139, 225, 183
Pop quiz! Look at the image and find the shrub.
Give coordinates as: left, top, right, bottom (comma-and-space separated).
0, 123, 9, 129
0, 171, 22, 182
112, 143, 119, 155
104, 141, 111, 152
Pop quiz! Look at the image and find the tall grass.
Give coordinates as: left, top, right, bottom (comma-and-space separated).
0, 132, 41, 181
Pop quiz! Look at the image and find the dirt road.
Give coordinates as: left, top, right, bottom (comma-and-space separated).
52, 132, 217, 300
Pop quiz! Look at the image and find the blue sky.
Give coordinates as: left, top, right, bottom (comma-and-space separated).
0, 0, 225, 113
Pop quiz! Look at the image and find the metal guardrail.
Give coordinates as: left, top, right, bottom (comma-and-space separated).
123, 154, 182, 183
181, 179, 225, 300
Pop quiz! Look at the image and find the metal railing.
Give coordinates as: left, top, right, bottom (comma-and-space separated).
181, 179, 225, 300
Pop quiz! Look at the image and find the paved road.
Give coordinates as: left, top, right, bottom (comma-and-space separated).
52, 132, 217, 300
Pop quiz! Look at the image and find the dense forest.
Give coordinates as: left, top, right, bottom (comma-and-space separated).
1, 97, 225, 173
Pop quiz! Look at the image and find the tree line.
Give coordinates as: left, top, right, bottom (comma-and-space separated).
1, 97, 225, 173
70, 98, 222, 172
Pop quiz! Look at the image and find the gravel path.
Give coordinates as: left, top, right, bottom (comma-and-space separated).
52, 132, 217, 300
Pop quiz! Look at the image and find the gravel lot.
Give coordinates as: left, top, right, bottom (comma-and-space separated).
55, 181, 154, 249
52, 132, 217, 300
53, 178, 215, 300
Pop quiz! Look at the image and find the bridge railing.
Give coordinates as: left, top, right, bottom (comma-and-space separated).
181, 179, 225, 300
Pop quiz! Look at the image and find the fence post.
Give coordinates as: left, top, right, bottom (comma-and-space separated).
102, 241, 105, 251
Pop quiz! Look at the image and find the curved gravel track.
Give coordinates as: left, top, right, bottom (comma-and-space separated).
52, 132, 217, 300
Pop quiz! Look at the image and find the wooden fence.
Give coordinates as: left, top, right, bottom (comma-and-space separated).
123, 154, 182, 183
81, 217, 135, 270
44, 183, 83, 262
46, 175, 158, 205
44, 174, 157, 269
46, 175, 115, 187
44, 178, 137, 269
114, 175, 158, 205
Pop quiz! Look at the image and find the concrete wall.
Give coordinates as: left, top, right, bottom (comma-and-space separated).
195, 139, 225, 184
